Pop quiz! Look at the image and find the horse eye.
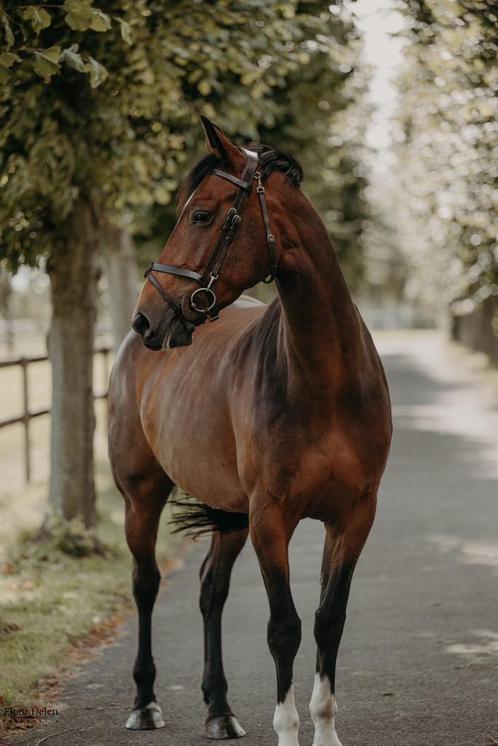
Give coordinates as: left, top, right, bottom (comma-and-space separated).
192, 210, 212, 224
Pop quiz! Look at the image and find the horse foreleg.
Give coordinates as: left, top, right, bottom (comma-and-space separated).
124, 475, 173, 730
200, 528, 248, 739
250, 501, 301, 746
310, 494, 376, 746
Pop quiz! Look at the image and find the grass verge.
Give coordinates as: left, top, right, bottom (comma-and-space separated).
0, 468, 180, 736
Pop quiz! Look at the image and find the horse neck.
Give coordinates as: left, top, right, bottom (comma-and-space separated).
275, 194, 364, 396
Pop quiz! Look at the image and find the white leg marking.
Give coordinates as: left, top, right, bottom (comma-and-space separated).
273, 684, 300, 746
309, 673, 342, 746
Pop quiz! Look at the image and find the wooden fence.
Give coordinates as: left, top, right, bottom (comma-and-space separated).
0, 347, 111, 483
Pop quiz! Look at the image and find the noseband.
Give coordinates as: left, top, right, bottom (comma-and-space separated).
144, 148, 278, 334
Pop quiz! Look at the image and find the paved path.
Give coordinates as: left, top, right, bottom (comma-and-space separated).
9, 333, 498, 746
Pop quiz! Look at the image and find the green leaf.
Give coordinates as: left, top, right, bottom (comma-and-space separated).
89, 10, 111, 32
198, 80, 212, 95
64, 0, 92, 31
33, 46, 61, 81
23, 6, 52, 34
38, 46, 61, 64
154, 186, 172, 205
116, 17, 132, 44
64, 0, 110, 33
85, 56, 108, 88
0, 67, 11, 85
0, 52, 21, 69
1, 13, 15, 49
61, 44, 86, 73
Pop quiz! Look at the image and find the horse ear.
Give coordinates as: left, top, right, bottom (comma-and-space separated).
200, 116, 245, 169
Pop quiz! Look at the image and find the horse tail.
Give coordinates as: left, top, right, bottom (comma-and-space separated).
168, 493, 249, 538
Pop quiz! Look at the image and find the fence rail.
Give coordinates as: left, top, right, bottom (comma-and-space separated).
0, 347, 111, 483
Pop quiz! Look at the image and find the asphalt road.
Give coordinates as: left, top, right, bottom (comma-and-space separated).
8, 333, 498, 746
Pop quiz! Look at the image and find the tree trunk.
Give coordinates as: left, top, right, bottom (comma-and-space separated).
0, 270, 14, 354
103, 222, 139, 351
47, 201, 100, 528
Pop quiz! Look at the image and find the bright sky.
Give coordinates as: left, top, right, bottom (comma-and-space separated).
353, 0, 405, 154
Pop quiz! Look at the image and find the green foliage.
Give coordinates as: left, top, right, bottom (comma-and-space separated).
394, 0, 498, 310
23, 6, 52, 34
64, 0, 112, 32
134, 3, 370, 288
0, 0, 369, 278
0, 1, 328, 267
260, 4, 370, 289
27, 516, 108, 558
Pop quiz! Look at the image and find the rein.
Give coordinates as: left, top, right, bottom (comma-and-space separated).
144, 148, 278, 333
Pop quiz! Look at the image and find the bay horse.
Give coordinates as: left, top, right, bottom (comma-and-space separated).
108, 117, 392, 746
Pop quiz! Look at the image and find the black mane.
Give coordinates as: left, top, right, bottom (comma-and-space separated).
178, 143, 303, 211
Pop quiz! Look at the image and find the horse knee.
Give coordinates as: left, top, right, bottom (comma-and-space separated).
268, 613, 302, 661
314, 608, 346, 651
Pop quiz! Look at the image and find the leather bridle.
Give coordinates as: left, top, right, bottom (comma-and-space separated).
143, 148, 278, 334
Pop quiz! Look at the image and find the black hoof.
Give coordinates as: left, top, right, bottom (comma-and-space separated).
206, 714, 246, 739
125, 701, 165, 730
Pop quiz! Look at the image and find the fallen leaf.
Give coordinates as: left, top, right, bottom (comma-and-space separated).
3, 622, 21, 633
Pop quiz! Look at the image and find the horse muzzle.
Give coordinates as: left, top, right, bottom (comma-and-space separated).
132, 308, 194, 350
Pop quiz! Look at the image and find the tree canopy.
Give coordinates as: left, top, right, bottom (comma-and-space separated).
0, 0, 340, 266
1, 1, 370, 285
260, 3, 370, 290
130, 3, 371, 290
393, 0, 498, 312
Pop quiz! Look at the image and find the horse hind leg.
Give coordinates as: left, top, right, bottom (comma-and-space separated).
168, 496, 249, 738
199, 527, 248, 739
310, 494, 376, 746
121, 467, 174, 730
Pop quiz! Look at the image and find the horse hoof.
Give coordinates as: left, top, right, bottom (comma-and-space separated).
206, 714, 246, 739
125, 701, 165, 730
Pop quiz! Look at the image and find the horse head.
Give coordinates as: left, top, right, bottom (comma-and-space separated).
132, 117, 301, 349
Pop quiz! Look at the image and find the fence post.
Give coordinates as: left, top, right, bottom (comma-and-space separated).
20, 357, 31, 483
0, 349, 110, 484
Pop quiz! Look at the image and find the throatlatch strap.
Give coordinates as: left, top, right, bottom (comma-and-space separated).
255, 174, 278, 282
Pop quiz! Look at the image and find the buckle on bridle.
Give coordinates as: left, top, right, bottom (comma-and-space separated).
207, 273, 218, 289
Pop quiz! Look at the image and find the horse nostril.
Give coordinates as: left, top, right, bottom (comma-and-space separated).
132, 312, 150, 337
